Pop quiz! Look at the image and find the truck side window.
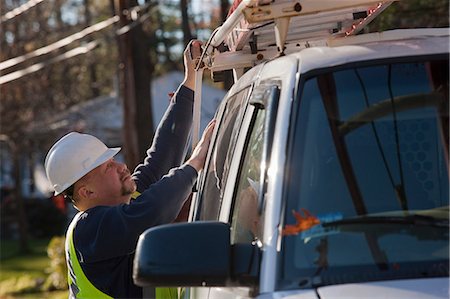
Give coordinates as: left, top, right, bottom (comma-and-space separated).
230, 108, 265, 244
198, 87, 251, 220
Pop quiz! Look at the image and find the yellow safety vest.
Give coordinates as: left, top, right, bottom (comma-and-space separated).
66, 212, 112, 298
132, 191, 179, 299
65, 193, 179, 299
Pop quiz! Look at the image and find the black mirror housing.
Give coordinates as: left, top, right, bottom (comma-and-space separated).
133, 221, 231, 287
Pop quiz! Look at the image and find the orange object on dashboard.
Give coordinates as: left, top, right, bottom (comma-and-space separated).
282, 209, 320, 236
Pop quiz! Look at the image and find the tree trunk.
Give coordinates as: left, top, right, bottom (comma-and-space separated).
220, 0, 230, 21
115, 0, 154, 168
12, 143, 30, 254
180, 0, 193, 47
84, 0, 100, 98
131, 12, 154, 160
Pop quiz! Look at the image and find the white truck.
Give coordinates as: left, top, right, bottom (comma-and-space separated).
134, 1, 449, 298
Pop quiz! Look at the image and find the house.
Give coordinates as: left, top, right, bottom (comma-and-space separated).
1, 71, 226, 197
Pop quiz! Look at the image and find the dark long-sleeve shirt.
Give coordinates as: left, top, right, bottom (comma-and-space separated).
70, 85, 196, 298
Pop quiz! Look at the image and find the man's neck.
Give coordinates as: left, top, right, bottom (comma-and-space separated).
77, 194, 132, 211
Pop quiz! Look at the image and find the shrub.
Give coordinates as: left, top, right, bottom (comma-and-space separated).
43, 236, 67, 291
0, 275, 42, 296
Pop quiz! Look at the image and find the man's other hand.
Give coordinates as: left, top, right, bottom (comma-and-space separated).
186, 119, 215, 172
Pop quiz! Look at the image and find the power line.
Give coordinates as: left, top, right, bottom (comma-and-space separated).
0, 0, 147, 23
0, 2, 156, 82
0, 16, 119, 72
116, 7, 155, 36
1, 1, 157, 72
0, 0, 45, 23
116, 1, 158, 35
0, 41, 98, 85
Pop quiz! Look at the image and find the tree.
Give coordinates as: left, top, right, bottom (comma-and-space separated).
180, 0, 193, 47
0, 0, 117, 249
369, 0, 449, 31
112, 0, 155, 168
220, 0, 230, 23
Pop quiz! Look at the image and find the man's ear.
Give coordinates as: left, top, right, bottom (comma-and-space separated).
77, 185, 95, 201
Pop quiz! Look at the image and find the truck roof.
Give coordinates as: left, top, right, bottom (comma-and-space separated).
294, 28, 449, 74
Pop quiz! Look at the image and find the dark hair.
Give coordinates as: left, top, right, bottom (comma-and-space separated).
63, 185, 76, 203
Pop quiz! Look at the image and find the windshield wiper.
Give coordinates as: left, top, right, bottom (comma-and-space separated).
322, 214, 449, 228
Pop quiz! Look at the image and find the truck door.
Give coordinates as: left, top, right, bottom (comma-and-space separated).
187, 84, 252, 299
208, 82, 280, 299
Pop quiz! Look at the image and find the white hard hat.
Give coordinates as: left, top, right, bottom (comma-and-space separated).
45, 132, 121, 195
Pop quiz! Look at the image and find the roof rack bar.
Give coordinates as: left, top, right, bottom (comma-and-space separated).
345, 1, 395, 36
286, 0, 392, 15
210, 0, 254, 48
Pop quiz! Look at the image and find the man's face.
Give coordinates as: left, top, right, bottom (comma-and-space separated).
84, 158, 137, 205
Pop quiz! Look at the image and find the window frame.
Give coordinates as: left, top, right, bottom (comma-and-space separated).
193, 85, 254, 221
277, 55, 449, 290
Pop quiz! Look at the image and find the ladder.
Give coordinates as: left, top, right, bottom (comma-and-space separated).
192, 0, 398, 145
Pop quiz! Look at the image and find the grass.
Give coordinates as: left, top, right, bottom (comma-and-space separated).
0, 238, 68, 299
0, 239, 49, 281
1, 290, 69, 299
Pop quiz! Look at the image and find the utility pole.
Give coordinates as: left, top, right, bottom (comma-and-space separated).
180, 0, 193, 47
84, 0, 100, 98
113, 0, 154, 168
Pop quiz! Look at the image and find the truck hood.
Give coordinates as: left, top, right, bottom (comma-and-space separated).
266, 277, 449, 299
317, 277, 449, 299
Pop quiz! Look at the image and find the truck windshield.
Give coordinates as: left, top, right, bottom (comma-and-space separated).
280, 58, 449, 290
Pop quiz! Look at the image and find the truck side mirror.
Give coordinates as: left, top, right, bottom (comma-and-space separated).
133, 221, 231, 287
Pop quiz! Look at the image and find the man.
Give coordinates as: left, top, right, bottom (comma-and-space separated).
44, 40, 215, 298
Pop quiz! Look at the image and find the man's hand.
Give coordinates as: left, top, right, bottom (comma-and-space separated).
186, 119, 215, 172
182, 39, 203, 91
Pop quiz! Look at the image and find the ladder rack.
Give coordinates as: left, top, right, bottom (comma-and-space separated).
192, 0, 398, 145
198, 0, 397, 77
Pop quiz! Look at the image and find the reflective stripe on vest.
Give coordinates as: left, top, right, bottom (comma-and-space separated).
66, 212, 112, 299
132, 192, 178, 299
